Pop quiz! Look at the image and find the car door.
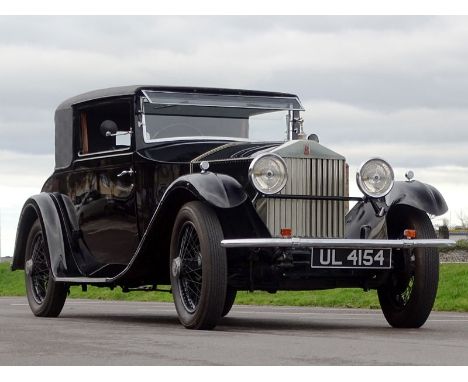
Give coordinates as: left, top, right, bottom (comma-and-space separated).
68, 100, 139, 268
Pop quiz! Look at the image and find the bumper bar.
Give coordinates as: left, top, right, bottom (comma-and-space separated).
221, 238, 455, 249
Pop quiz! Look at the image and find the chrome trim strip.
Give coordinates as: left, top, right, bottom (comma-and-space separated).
75, 151, 133, 162
191, 142, 241, 163
77, 148, 131, 158
141, 90, 305, 111
143, 135, 250, 145
221, 238, 456, 249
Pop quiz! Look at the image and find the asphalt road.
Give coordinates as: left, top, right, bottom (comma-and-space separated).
0, 297, 467, 365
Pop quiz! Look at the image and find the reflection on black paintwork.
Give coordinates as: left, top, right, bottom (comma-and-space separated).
44, 154, 139, 266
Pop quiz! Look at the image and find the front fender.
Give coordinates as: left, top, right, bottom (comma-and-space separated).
345, 180, 448, 240
11, 193, 68, 277
170, 172, 248, 209
386, 180, 448, 216
176, 172, 247, 208
112, 172, 249, 283
345, 201, 387, 240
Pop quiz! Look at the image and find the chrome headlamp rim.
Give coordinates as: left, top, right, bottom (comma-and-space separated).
248, 153, 288, 195
356, 157, 394, 199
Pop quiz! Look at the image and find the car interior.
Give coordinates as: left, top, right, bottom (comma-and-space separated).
78, 100, 132, 155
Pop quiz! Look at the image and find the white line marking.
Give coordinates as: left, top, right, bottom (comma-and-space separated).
137, 308, 374, 321
235, 310, 382, 316
232, 310, 380, 317
8, 301, 468, 322
138, 309, 175, 313
141, 308, 468, 322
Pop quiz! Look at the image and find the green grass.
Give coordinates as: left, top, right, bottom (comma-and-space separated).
1, 262, 467, 311
433, 264, 468, 312
0, 262, 27, 296
235, 263, 468, 311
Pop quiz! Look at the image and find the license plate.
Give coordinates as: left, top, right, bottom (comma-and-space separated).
311, 248, 392, 269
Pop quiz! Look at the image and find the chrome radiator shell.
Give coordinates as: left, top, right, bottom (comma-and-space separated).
255, 142, 348, 239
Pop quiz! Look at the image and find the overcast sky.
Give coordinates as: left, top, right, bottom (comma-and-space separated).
1, 16, 468, 256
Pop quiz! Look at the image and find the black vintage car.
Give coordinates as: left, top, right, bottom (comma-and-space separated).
12, 86, 453, 330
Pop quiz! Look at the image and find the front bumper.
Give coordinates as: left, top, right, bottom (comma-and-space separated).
221, 238, 455, 249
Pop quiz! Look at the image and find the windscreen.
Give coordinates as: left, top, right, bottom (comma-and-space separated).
141, 91, 301, 142
143, 114, 249, 141
142, 111, 291, 142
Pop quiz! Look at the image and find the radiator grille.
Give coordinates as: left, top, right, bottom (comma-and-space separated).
259, 157, 347, 238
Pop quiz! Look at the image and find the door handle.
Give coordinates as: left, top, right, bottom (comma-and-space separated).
117, 168, 135, 177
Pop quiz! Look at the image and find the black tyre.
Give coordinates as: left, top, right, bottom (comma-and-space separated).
25, 220, 68, 317
378, 207, 439, 328
170, 201, 227, 329
222, 286, 237, 317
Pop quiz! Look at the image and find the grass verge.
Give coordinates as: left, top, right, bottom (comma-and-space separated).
1, 262, 467, 311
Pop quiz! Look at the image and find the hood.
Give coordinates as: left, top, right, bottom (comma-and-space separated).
189, 140, 346, 190
137, 140, 243, 163
269, 140, 345, 161
192, 141, 281, 162
193, 139, 345, 163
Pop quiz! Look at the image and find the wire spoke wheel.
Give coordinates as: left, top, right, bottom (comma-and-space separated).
394, 275, 415, 308
170, 201, 227, 330
385, 272, 416, 311
385, 249, 417, 310
177, 222, 203, 313
25, 219, 68, 317
378, 206, 439, 328
30, 232, 50, 304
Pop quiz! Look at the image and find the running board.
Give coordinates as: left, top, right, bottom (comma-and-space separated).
221, 238, 455, 249
55, 277, 110, 284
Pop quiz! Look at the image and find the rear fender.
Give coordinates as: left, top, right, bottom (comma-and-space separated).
11, 193, 69, 277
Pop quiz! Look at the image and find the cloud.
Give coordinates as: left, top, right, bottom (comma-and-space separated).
0, 16, 437, 53
0, 150, 54, 188
305, 101, 468, 143
1, 16, 468, 155
0, 151, 54, 257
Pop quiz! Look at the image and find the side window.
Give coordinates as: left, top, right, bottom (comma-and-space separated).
78, 101, 132, 155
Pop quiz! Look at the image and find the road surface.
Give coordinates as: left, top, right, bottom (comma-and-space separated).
0, 297, 467, 365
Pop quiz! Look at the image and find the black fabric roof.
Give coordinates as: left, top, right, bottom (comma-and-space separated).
56, 85, 299, 111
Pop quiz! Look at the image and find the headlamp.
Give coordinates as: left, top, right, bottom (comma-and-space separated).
249, 153, 288, 195
356, 158, 394, 198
